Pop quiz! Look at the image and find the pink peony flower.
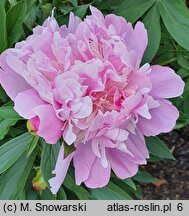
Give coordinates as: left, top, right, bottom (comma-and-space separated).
0, 6, 184, 194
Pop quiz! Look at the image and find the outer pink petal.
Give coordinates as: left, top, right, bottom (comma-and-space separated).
33, 104, 63, 144
49, 145, 73, 194
84, 158, 111, 188
0, 53, 30, 100
105, 14, 132, 37
89, 6, 105, 26
125, 131, 149, 164
62, 122, 76, 145
14, 89, 46, 119
73, 141, 96, 185
108, 149, 138, 179
148, 65, 185, 98
138, 99, 179, 136
126, 22, 148, 66
68, 12, 81, 33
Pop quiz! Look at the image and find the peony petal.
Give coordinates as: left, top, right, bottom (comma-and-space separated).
0, 53, 31, 100
71, 96, 93, 119
14, 89, 46, 119
84, 158, 111, 188
33, 104, 63, 144
73, 141, 96, 185
126, 21, 148, 67
49, 145, 73, 194
62, 122, 77, 145
104, 128, 129, 142
127, 71, 152, 91
138, 99, 179, 136
135, 103, 151, 119
148, 65, 185, 99
89, 6, 105, 26
125, 131, 149, 164
68, 12, 81, 33
108, 149, 138, 179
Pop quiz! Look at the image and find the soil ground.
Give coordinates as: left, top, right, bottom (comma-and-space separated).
141, 127, 189, 200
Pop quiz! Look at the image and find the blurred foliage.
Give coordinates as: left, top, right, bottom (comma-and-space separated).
0, 0, 189, 200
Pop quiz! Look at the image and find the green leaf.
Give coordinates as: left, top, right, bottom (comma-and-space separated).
0, 0, 7, 53
64, 142, 76, 158
8, 0, 17, 7
0, 149, 37, 199
184, 95, 189, 119
72, 4, 89, 19
59, 5, 74, 15
175, 111, 189, 129
133, 170, 157, 183
26, 0, 37, 11
146, 137, 175, 160
40, 140, 60, 187
6, 0, 27, 46
114, 0, 155, 23
177, 68, 189, 79
142, 4, 161, 63
41, 188, 56, 200
177, 54, 189, 70
91, 182, 132, 200
0, 106, 22, 120
93, 0, 122, 10
24, 5, 38, 29
64, 173, 92, 200
158, 0, 189, 51
0, 117, 17, 141
69, 0, 78, 7
0, 132, 32, 174
41, 3, 52, 21
133, 184, 143, 199
24, 170, 40, 200
183, 78, 189, 98
56, 14, 69, 26
26, 135, 39, 157
148, 154, 163, 163
57, 188, 67, 200
122, 178, 136, 190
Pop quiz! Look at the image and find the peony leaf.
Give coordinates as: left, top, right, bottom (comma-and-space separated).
0, 132, 33, 174
0, 106, 23, 121
177, 68, 189, 79
133, 170, 157, 183
114, 0, 156, 23
0, 117, 17, 141
0, 148, 37, 199
0, 0, 7, 53
6, 0, 27, 46
158, 0, 189, 51
142, 4, 161, 63
40, 188, 56, 200
177, 54, 189, 70
56, 188, 67, 200
122, 178, 136, 190
40, 140, 60, 187
90, 181, 132, 200
64, 142, 76, 158
26, 135, 39, 157
175, 111, 189, 129
146, 137, 175, 160
64, 173, 92, 200
72, 4, 89, 19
